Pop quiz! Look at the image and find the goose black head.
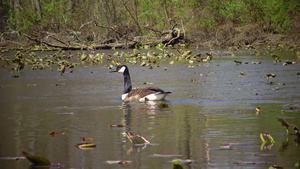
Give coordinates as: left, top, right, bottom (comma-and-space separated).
110, 65, 128, 73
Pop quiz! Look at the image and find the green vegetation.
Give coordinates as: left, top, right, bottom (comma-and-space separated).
1, 0, 300, 48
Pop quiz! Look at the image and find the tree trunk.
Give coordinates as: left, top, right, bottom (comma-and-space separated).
0, 0, 5, 32
31, 0, 41, 19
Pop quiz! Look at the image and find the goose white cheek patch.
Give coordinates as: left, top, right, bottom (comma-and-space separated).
118, 66, 126, 73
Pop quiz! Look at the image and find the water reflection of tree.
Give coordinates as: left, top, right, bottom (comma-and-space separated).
121, 102, 133, 132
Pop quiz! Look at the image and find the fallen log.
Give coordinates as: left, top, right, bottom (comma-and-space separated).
12, 22, 185, 51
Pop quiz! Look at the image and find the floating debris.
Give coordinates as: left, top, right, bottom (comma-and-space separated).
266, 73, 276, 83
253, 153, 279, 157
269, 165, 284, 169
172, 159, 184, 169
283, 60, 296, 66
234, 60, 242, 65
250, 61, 261, 64
158, 103, 169, 109
148, 154, 182, 158
75, 143, 96, 150
81, 137, 94, 141
49, 131, 66, 137
104, 160, 133, 165
110, 124, 125, 128
272, 54, 281, 63
255, 107, 262, 114
207, 145, 234, 150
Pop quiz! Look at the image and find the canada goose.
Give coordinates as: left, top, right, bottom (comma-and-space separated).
110, 65, 172, 102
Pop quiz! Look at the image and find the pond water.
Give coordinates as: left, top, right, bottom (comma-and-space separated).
0, 48, 299, 169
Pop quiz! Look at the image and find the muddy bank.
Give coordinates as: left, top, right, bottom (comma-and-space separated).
189, 24, 300, 48
1, 24, 300, 51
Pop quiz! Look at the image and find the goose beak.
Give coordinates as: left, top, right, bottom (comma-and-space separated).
110, 70, 117, 73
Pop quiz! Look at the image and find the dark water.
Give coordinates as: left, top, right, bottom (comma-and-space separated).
0, 49, 299, 169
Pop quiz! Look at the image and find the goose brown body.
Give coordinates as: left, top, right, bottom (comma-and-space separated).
110, 65, 171, 102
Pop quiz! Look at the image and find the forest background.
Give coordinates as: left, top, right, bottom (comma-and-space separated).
0, 0, 300, 49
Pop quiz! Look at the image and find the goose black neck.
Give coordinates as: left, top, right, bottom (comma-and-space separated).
123, 69, 132, 94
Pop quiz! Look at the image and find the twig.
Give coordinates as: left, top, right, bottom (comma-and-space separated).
79, 20, 96, 29
163, 28, 180, 48
180, 20, 185, 38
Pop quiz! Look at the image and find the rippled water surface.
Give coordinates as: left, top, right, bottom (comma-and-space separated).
0, 49, 299, 169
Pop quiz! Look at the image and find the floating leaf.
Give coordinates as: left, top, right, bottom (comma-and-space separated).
75, 143, 96, 150
126, 132, 150, 145
202, 53, 213, 62
234, 60, 242, 65
250, 61, 261, 64
57, 63, 65, 75
170, 159, 195, 164
271, 54, 281, 63
81, 137, 94, 141
105, 160, 133, 165
239, 72, 246, 77
49, 131, 66, 137
266, 73, 276, 83
283, 60, 296, 66
172, 159, 184, 169
22, 151, 51, 166
143, 82, 153, 85
296, 161, 300, 168
158, 103, 169, 109
255, 107, 262, 114
80, 54, 88, 61
110, 124, 125, 128
269, 165, 284, 169
266, 74, 276, 78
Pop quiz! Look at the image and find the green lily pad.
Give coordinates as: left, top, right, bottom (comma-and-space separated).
75, 143, 96, 150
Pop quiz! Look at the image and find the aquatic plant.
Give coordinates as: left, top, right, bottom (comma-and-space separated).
22, 151, 51, 166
